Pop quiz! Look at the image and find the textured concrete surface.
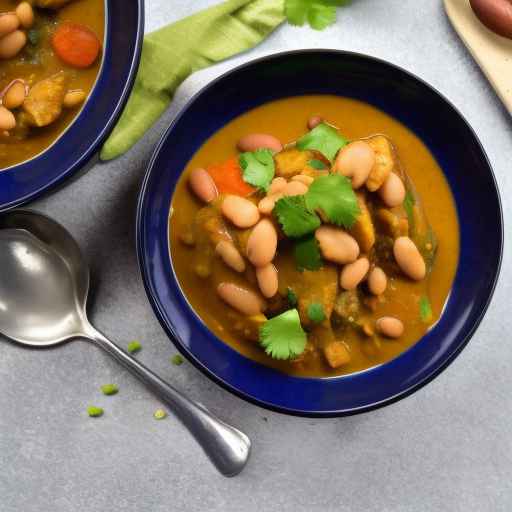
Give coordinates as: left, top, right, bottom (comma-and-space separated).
1, 1, 511, 511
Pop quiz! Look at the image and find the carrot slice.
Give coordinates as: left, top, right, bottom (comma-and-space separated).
207, 157, 255, 197
52, 23, 101, 69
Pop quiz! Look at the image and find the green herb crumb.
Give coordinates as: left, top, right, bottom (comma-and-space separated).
87, 406, 104, 418
153, 409, 167, 420
27, 29, 40, 46
100, 384, 118, 396
127, 341, 142, 354
307, 303, 326, 324
171, 354, 184, 366
419, 296, 433, 323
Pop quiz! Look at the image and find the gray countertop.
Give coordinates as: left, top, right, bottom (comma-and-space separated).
1, 1, 511, 510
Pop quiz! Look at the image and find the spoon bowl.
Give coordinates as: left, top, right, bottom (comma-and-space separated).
0, 210, 251, 477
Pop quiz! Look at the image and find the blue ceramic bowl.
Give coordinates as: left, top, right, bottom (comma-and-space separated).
0, 0, 144, 212
137, 50, 503, 417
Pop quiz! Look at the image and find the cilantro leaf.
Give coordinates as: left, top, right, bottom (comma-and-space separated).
285, 0, 309, 26
285, 0, 351, 30
297, 122, 347, 161
287, 287, 298, 307
308, 158, 327, 170
305, 174, 360, 228
294, 234, 323, 271
274, 195, 321, 238
239, 149, 275, 191
307, 303, 326, 323
419, 296, 433, 323
308, 3, 336, 30
259, 309, 307, 360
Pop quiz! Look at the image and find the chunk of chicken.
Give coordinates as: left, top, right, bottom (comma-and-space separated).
349, 192, 375, 253
365, 135, 394, 191
324, 340, 351, 368
23, 73, 68, 127
35, 0, 74, 8
376, 208, 408, 239
275, 147, 314, 178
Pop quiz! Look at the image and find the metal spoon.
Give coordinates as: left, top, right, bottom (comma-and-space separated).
0, 210, 251, 477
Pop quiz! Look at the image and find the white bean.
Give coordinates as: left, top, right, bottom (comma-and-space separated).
256, 264, 278, 298
188, 168, 218, 203
237, 133, 282, 153
367, 267, 387, 295
340, 257, 369, 290
221, 195, 260, 228
217, 283, 264, 316
246, 219, 277, 267
393, 237, 426, 281
334, 140, 375, 189
379, 172, 406, 207
376, 317, 404, 338
315, 226, 360, 264
215, 241, 246, 273
0, 105, 15, 131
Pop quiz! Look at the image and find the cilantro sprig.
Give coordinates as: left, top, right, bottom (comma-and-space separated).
259, 309, 307, 360
285, 0, 352, 30
274, 195, 321, 237
305, 174, 359, 228
294, 234, 323, 271
297, 122, 347, 161
240, 149, 275, 191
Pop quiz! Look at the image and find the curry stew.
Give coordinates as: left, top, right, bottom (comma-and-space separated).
0, 0, 104, 169
170, 96, 459, 377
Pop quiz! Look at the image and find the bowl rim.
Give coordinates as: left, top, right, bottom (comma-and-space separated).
0, 0, 145, 212
136, 49, 503, 417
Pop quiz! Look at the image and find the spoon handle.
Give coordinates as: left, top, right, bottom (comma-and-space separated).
82, 324, 251, 477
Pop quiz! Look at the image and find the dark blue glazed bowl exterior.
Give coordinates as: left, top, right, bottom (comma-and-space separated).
137, 50, 503, 417
0, 0, 144, 211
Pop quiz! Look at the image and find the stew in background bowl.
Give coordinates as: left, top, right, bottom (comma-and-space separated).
0, 0, 143, 211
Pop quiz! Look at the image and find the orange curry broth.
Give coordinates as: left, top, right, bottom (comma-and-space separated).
169, 95, 460, 377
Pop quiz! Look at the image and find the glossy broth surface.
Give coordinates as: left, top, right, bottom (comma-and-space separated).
169, 95, 459, 377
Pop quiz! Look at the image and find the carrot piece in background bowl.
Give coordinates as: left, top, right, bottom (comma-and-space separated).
207, 157, 255, 196
52, 23, 101, 68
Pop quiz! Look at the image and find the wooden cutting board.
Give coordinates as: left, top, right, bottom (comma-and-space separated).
444, 0, 512, 114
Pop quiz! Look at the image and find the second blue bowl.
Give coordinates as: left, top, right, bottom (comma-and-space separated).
137, 50, 502, 417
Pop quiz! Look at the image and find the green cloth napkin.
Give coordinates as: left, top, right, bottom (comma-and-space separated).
100, 0, 285, 160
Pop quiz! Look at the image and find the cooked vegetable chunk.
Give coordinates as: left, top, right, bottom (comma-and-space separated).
366, 135, 394, 191
23, 72, 67, 127
324, 341, 351, 368
275, 147, 313, 178
349, 192, 375, 253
